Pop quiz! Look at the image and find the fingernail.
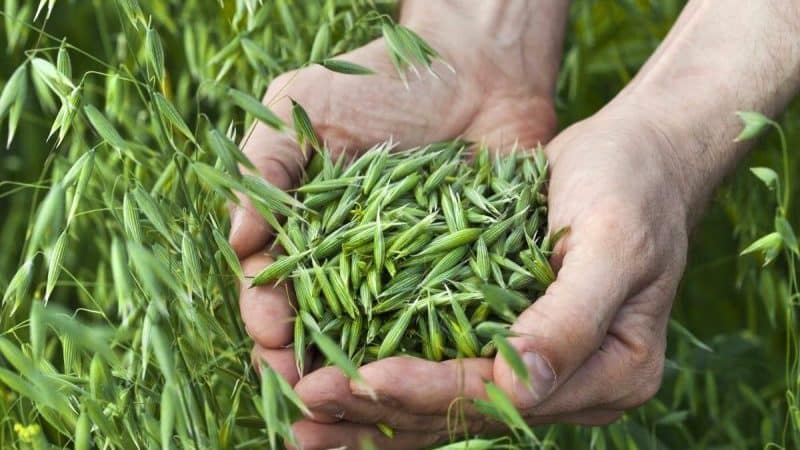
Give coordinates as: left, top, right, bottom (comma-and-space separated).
229, 208, 243, 239
318, 403, 345, 419
350, 380, 377, 401
514, 352, 555, 409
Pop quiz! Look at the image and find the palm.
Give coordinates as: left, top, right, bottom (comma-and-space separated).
493, 113, 689, 416
282, 112, 691, 450
234, 29, 557, 389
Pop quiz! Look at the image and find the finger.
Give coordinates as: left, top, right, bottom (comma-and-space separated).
252, 344, 302, 386
240, 252, 295, 349
464, 407, 622, 435
320, 356, 625, 431
296, 366, 448, 431
289, 420, 440, 450
532, 283, 671, 415
494, 218, 655, 410
229, 73, 309, 259
289, 405, 622, 450
350, 356, 493, 416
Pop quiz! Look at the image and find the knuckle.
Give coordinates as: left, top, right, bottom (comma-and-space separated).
626, 332, 653, 368
594, 205, 654, 256
605, 330, 667, 410
257, 151, 301, 188
623, 353, 665, 408
264, 71, 299, 99
315, 121, 361, 154
291, 423, 325, 450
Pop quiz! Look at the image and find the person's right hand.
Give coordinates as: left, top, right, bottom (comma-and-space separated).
232, 1, 570, 386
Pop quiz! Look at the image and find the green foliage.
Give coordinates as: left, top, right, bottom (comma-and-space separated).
0, 0, 798, 449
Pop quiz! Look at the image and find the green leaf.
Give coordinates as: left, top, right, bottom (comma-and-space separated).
118, 0, 146, 29
84, 105, 126, 149
160, 382, 177, 449
309, 23, 330, 62
4, 63, 28, 148
207, 128, 255, 171
228, 88, 286, 130
478, 284, 529, 319
28, 182, 66, 256
483, 383, 532, 436
0, 64, 27, 121
290, 98, 320, 151
131, 187, 175, 246
735, 111, 771, 141
57, 45, 72, 80
493, 335, 530, 389
150, 325, 176, 385
145, 27, 165, 80
740, 231, 783, 265
242, 174, 306, 213
273, 365, 312, 417
2, 259, 33, 309
29, 302, 44, 361
45, 230, 68, 302
381, 23, 413, 81
749, 167, 779, 190
275, 0, 298, 38
241, 38, 281, 72
74, 409, 91, 450
31, 56, 74, 93
154, 92, 195, 142
211, 228, 243, 280
192, 161, 246, 193
318, 59, 375, 75
38, 305, 118, 366
311, 331, 363, 382
34, 0, 56, 21
0, 367, 56, 413
258, 363, 295, 449
775, 217, 799, 255
759, 271, 777, 327
669, 320, 712, 352
656, 410, 690, 426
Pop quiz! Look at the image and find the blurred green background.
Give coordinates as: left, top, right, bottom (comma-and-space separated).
1, 0, 798, 449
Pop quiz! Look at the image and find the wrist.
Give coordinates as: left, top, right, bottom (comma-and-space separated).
399, 0, 570, 99
588, 99, 702, 228
602, 0, 800, 227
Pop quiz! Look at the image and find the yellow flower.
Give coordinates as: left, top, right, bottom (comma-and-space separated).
14, 423, 41, 443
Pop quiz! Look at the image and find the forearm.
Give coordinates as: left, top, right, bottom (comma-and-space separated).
400, 0, 571, 95
609, 1, 800, 217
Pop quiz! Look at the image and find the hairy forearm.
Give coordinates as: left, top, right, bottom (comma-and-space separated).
400, 0, 571, 95
611, 0, 800, 215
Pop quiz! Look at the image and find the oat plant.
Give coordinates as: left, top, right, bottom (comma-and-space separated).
2, 1, 799, 450
0, 0, 547, 448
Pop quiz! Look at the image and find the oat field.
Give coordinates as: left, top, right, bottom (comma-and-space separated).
1, 1, 799, 449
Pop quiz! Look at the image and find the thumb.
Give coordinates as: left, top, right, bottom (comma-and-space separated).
228, 71, 312, 259
228, 127, 306, 259
493, 229, 637, 410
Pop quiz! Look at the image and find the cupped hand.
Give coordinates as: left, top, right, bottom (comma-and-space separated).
234, 2, 560, 388
289, 105, 693, 449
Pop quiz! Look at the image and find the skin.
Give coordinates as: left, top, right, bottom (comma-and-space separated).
231, 1, 800, 448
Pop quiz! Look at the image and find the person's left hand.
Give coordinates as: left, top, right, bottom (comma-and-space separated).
288, 103, 693, 449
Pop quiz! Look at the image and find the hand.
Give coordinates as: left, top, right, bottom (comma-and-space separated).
289, 0, 800, 446
290, 104, 691, 449
233, 1, 566, 387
